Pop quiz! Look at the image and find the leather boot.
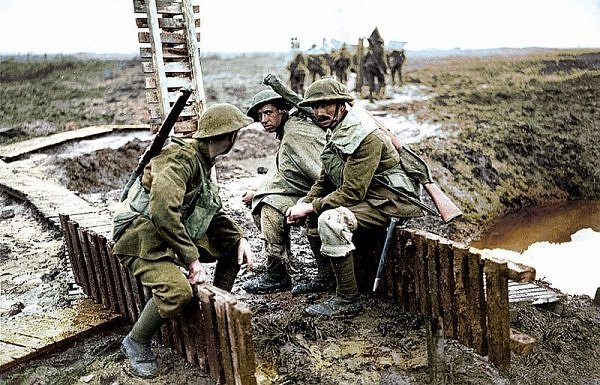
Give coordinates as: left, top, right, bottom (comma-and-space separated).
121, 299, 163, 378
291, 236, 335, 295
305, 253, 362, 318
242, 254, 291, 294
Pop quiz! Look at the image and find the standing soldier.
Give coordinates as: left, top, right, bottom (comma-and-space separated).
286, 78, 425, 318
287, 52, 308, 96
387, 49, 406, 87
363, 27, 387, 101
334, 44, 352, 85
241, 89, 331, 295
112, 104, 255, 378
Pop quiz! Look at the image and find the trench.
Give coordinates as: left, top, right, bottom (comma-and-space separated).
471, 200, 600, 298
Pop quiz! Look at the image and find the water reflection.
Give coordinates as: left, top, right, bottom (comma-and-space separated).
472, 200, 600, 298
471, 200, 600, 253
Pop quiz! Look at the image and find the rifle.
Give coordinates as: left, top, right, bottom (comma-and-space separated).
263, 73, 462, 223
119, 87, 193, 202
373, 217, 400, 292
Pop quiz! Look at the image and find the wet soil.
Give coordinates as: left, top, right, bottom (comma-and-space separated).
1, 49, 600, 385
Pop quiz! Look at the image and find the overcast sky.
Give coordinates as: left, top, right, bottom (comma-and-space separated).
0, 0, 599, 54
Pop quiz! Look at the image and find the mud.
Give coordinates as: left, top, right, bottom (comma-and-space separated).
1, 50, 600, 385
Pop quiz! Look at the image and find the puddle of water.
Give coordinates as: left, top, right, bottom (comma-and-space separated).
352, 85, 443, 144
472, 200, 600, 298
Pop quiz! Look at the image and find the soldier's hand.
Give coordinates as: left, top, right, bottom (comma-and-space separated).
237, 238, 254, 272
242, 189, 256, 208
285, 201, 313, 225
187, 259, 206, 285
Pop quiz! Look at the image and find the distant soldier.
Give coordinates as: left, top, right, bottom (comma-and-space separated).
387, 49, 406, 87
287, 52, 308, 96
306, 45, 327, 83
363, 27, 387, 101
334, 44, 352, 85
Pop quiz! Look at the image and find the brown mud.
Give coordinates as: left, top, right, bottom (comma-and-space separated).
1, 49, 600, 385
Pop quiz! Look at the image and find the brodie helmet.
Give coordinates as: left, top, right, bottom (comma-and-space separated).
298, 77, 353, 107
193, 103, 253, 139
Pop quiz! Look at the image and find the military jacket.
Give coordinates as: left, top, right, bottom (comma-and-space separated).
305, 105, 423, 218
252, 115, 326, 214
112, 138, 244, 265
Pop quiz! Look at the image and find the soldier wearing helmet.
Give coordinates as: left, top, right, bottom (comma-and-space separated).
286, 78, 424, 318
241, 89, 331, 295
112, 103, 255, 378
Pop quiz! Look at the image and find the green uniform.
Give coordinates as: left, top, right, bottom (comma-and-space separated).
112, 138, 244, 317
251, 114, 326, 216
306, 105, 423, 222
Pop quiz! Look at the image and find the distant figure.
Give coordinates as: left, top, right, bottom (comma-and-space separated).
387, 49, 406, 87
334, 45, 352, 85
287, 52, 308, 96
363, 27, 387, 101
306, 45, 327, 83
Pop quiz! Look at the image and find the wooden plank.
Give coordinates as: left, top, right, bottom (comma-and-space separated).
140, 46, 190, 59
133, 0, 200, 15
484, 259, 511, 371
101, 237, 124, 315
401, 229, 418, 313
180, 302, 200, 366
67, 221, 91, 298
0, 125, 149, 161
78, 227, 101, 304
230, 302, 258, 385
136, 16, 200, 29
477, 251, 536, 283
144, 76, 191, 89
467, 250, 487, 356
453, 245, 473, 347
141, 61, 192, 74
412, 231, 430, 317
197, 285, 222, 381
182, 0, 206, 115
438, 239, 457, 339
116, 257, 137, 323
145, 0, 170, 117
214, 292, 235, 385
86, 230, 111, 309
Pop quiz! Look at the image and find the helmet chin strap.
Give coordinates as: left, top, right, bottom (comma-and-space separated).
321, 103, 343, 130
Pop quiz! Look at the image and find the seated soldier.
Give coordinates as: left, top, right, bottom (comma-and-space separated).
286, 78, 425, 318
241, 89, 331, 295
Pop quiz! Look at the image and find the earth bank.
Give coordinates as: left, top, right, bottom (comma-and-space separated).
0, 49, 599, 385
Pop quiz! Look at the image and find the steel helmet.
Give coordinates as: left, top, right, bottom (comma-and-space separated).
298, 77, 354, 107
246, 89, 286, 120
193, 103, 253, 139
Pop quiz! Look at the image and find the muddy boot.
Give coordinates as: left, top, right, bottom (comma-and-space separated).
242, 255, 292, 294
213, 257, 240, 292
121, 299, 163, 378
305, 253, 362, 318
291, 236, 335, 295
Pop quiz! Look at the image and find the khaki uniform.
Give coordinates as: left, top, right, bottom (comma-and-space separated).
112, 138, 244, 317
304, 105, 423, 256
250, 114, 326, 262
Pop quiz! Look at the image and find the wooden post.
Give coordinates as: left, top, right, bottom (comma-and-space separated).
426, 235, 446, 384
484, 259, 511, 371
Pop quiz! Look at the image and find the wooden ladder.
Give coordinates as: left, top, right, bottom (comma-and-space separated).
133, 0, 206, 135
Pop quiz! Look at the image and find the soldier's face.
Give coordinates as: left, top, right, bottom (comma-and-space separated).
256, 103, 284, 133
313, 102, 345, 129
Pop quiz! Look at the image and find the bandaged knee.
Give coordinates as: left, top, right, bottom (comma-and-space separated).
317, 207, 358, 257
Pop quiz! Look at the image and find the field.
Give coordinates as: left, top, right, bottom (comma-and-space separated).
1, 49, 599, 384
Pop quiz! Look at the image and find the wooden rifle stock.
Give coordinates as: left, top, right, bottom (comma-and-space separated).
424, 183, 462, 223
119, 87, 193, 201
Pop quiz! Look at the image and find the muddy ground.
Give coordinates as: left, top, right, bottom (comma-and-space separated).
1, 49, 600, 384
